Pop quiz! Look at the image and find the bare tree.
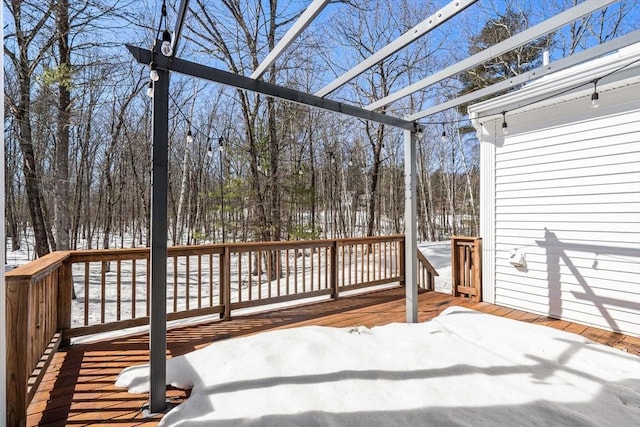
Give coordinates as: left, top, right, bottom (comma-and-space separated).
4, 0, 58, 256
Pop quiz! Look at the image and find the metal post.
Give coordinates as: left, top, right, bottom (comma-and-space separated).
149, 42, 169, 415
404, 127, 418, 323
219, 140, 225, 243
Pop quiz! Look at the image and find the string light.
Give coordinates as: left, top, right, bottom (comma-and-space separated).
149, 63, 159, 82
417, 60, 640, 134
207, 145, 213, 157
161, 30, 173, 57
591, 80, 600, 109
146, 81, 154, 98
218, 136, 224, 153
501, 111, 509, 136
186, 129, 193, 143
348, 157, 353, 167
441, 123, 446, 142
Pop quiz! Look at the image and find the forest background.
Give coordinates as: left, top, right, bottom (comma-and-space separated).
4, 0, 639, 261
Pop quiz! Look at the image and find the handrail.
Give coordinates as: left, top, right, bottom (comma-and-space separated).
4, 234, 438, 426
417, 250, 438, 291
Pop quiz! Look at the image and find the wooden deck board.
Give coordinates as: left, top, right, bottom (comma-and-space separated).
26, 287, 639, 426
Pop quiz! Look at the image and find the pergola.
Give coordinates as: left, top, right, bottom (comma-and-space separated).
125, 0, 634, 414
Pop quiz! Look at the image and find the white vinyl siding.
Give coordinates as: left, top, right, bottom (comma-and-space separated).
489, 85, 640, 336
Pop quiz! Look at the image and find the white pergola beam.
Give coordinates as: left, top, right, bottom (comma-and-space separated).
406, 29, 640, 121
251, 0, 330, 80
314, 0, 478, 98
366, 0, 621, 111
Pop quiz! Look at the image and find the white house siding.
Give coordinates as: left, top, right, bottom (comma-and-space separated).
487, 83, 640, 337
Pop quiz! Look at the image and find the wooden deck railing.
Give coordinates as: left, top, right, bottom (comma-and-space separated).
6, 235, 438, 426
5, 251, 72, 427
451, 236, 482, 301
417, 250, 438, 291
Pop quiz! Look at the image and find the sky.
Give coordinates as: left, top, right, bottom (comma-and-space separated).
116, 304, 640, 426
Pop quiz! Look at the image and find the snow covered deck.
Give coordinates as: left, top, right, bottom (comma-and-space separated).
26, 287, 639, 426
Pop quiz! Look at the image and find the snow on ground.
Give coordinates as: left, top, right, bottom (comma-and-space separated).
418, 241, 451, 293
117, 306, 640, 427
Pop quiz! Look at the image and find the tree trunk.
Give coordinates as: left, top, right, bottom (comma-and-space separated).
54, 0, 71, 251
16, 75, 50, 257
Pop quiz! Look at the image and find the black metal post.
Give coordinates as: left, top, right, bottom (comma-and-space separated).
149, 41, 169, 415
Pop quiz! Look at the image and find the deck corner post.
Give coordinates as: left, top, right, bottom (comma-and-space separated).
330, 240, 339, 300
399, 237, 405, 287
451, 237, 458, 297
6, 277, 29, 427
57, 261, 73, 347
222, 246, 231, 320
473, 237, 483, 302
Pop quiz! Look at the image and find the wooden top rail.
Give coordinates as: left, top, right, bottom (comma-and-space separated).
339, 235, 404, 244
451, 236, 479, 245
5, 251, 71, 283
67, 248, 150, 262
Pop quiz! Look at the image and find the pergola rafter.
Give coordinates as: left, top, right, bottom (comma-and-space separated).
366, 0, 620, 113
406, 30, 640, 121
314, 0, 478, 98
251, 0, 331, 80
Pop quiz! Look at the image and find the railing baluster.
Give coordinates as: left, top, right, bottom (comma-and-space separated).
310, 247, 314, 292
131, 259, 137, 319
185, 255, 190, 311
267, 250, 273, 298
145, 257, 150, 317
286, 248, 290, 295
209, 253, 214, 307
197, 255, 202, 309
173, 256, 178, 313
116, 260, 122, 321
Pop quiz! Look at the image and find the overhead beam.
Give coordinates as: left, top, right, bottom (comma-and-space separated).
366, 0, 621, 111
406, 29, 640, 121
127, 45, 414, 130
251, 0, 330, 80
315, 0, 478, 98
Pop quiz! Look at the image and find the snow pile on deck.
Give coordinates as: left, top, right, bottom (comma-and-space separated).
116, 306, 640, 426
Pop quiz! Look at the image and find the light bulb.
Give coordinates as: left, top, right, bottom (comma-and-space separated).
501, 112, 509, 136
218, 136, 224, 152
161, 30, 173, 57
149, 63, 159, 82
441, 124, 446, 143
146, 81, 153, 98
207, 146, 213, 157
186, 130, 193, 143
591, 91, 599, 109
298, 168, 303, 176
